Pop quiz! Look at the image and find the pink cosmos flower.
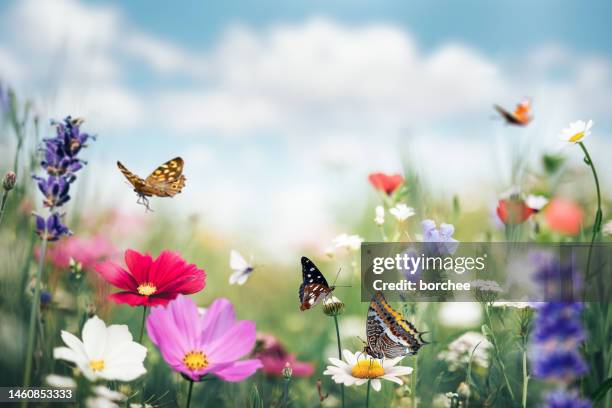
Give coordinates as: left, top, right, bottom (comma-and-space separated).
255, 333, 314, 377
95, 249, 205, 307
146, 295, 262, 382
46, 235, 117, 270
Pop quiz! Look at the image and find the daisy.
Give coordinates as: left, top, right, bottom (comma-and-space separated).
96, 249, 205, 307
559, 120, 593, 144
53, 316, 147, 381
323, 350, 413, 392
389, 203, 415, 222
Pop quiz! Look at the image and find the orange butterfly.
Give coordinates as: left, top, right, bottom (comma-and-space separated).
117, 157, 186, 211
494, 99, 532, 126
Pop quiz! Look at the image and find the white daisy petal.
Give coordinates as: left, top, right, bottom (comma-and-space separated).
371, 379, 382, 392
385, 366, 414, 376
328, 357, 349, 369
380, 375, 403, 385
342, 349, 357, 366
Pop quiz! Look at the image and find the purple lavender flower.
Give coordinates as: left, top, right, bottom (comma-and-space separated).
34, 212, 71, 241
542, 389, 592, 408
33, 175, 70, 207
422, 219, 459, 255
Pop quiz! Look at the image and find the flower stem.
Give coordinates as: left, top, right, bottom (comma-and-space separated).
484, 304, 516, 402
521, 345, 529, 408
186, 379, 194, 408
411, 354, 418, 408
332, 315, 345, 408
22, 230, 48, 406
365, 379, 371, 408
282, 377, 290, 408
139, 306, 148, 343
578, 142, 603, 280
0, 191, 9, 227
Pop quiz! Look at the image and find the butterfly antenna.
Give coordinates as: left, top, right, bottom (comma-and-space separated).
331, 267, 342, 286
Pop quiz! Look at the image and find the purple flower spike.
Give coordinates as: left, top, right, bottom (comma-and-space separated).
542, 389, 592, 408
34, 213, 71, 241
146, 295, 262, 382
33, 175, 70, 207
422, 219, 459, 255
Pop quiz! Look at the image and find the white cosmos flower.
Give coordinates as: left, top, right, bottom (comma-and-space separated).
559, 119, 593, 144
525, 195, 548, 211
389, 203, 415, 222
323, 350, 413, 392
374, 205, 385, 226
53, 316, 147, 382
333, 233, 364, 251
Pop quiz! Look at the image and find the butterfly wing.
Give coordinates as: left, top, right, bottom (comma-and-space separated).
367, 292, 427, 358
299, 256, 332, 311
494, 105, 520, 125
117, 161, 147, 194
513, 99, 532, 125
229, 250, 253, 285
144, 157, 186, 197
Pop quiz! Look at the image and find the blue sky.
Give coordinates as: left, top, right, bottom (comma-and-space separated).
1, 0, 611, 253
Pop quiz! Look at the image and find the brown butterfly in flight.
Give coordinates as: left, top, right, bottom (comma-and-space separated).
494, 98, 533, 126
117, 157, 186, 211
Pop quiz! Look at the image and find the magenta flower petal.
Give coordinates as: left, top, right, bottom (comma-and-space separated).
96, 263, 137, 291
211, 359, 263, 382
124, 249, 153, 282
199, 298, 236, 344
206, 321, 257, 363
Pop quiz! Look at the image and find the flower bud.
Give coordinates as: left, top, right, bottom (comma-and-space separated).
457, 382, 470, 399
3, 171, 16, 191
282, 362, 293, 379
323, 296, 345, 316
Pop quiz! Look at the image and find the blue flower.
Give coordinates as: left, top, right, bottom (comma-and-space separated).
422, 219, 459, 255
542, 389, 591, 408
33, 175, 70, 207
34, 212, 71, 241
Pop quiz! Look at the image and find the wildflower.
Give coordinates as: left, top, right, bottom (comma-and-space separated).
422, 219, 458, 255
96, 249, 205, 307
374, 205, 385, 226
496, 197, 534, 225
46, 235, 116, 271
282, 362, 293, 379
438, 331, 492, 371
146, 295, 262, 382
368, 172, 404, 195
559, 120, 593, 144
53, 316, 147, 381
603, 220, 612, 236
332, 233, 363, 251
323, 350, 413, 392
457, 382, 471, 399
2, 171, 16, 191
32, 175, 70, 207
34, 212, 71, 241
389, 203, 415, 222
255, 333, 314, 377
544, 198, 583, 236
45, 374, 76, 388
526, 194, 548, 211
543, 389, 592, 408
322, 296, 345, 316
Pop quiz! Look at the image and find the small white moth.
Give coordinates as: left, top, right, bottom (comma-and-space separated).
229, 250, 254, 285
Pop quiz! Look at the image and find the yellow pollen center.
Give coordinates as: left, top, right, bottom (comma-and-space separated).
182, 351, 208, 371
89, 359, 105, 372
351, 359, 385, 379
569, 131, 585, 143
137, 282, 157, 296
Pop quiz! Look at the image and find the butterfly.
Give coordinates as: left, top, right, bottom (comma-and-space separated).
298, 256, 335, 311
117, 157, 186, 211
364, 291, 428, 359
229, 250, 255, 285
494, 99, 532, 126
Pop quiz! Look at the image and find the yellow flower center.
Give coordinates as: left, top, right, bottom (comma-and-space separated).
137, 282, 157, 296
89, 359, 105, 372
569, 131, 585, 143
351, 359, 385, 379
182, 350, 209, 371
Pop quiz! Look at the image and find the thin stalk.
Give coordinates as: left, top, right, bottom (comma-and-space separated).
185, 379, 194, 408
578, 142, 603, 280
484, 305, 516, 402
282, 378, 290, 408
411, 354, 418, 408
332, 315, 345, 408
365, 379, 371, 408
521, 345, 529, 408
0, 191, 9, 227
22, 230, 48, 407
139, 306, 148, 343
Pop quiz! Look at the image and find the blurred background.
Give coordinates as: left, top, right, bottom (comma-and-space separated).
1, 0, 612, 255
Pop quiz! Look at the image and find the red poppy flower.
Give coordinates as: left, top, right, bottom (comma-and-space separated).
544, 198, 583, 235
496, 198, 535, 225
368, 172, 404, 195
95, 249, 205, 307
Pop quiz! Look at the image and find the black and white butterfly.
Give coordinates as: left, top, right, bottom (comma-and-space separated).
229, 250, 255, 285
298, 256, 335, 311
